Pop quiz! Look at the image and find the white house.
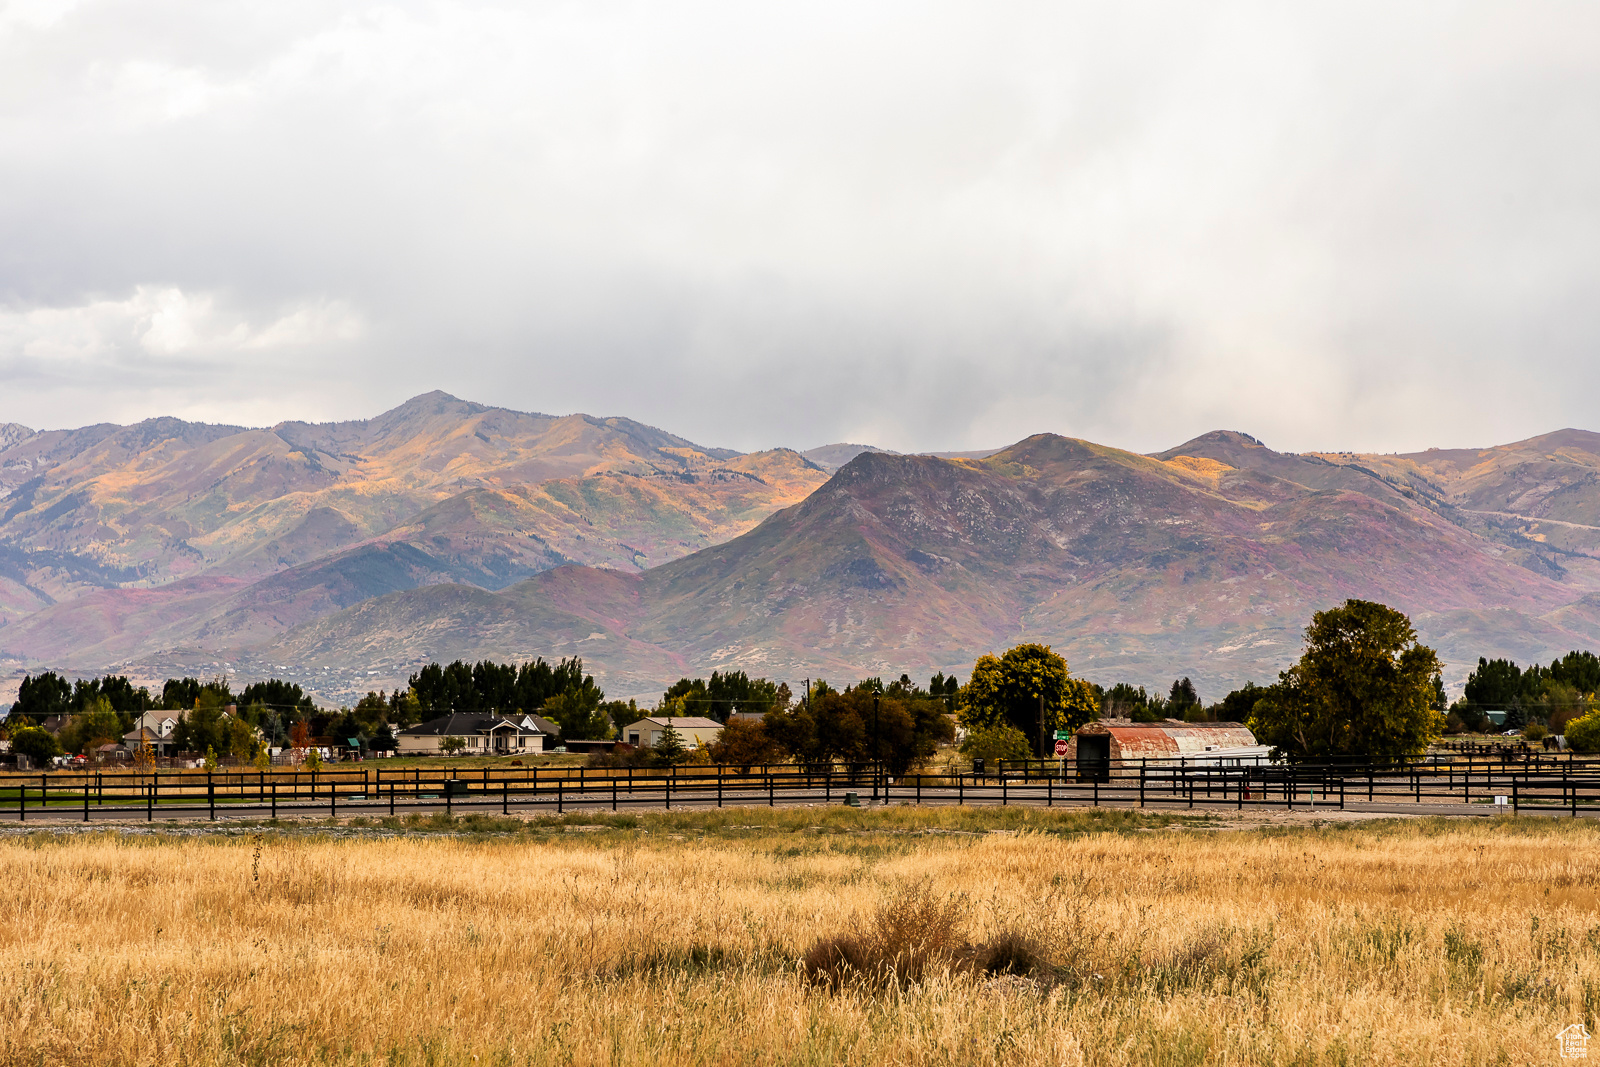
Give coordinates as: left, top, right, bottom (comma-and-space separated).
620, 716, 723, 749
121, 711, 183, 756
396, 713, 560, 756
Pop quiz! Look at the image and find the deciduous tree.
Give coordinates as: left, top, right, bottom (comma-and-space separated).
959, 724, 1032, 764
961, 645, 1098, 756
9, 726, 61, 764
1248, 600, 1443, 763
706, 718, 782, 771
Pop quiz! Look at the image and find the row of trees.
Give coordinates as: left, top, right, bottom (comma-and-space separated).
659, 671, 789, 720
13, 599, 1598, 767
1, 655, 628, 761
1448, 652, 1600, 734
406, 657, 631, 740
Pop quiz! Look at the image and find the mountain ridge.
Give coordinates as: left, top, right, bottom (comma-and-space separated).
7, 399, 1600, 706
237, 430, 1600, 701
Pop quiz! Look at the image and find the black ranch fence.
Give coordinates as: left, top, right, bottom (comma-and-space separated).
3, 757, 1600, 822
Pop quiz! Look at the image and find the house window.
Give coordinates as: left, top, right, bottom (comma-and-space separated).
628, 733, 639, 745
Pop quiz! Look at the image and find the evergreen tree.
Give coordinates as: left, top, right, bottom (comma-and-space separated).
13, 672, 72, 724
1209, 682, 1266, 723
652, 723, 688, 765
1167, 677, 1201, 719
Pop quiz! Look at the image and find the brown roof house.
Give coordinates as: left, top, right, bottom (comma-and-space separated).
1074, 719, 1269, 778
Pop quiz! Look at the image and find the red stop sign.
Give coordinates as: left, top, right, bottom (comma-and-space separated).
1053, 739, 1069, 757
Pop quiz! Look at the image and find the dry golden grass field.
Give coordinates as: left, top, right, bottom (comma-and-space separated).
1, 807, 1597, 1067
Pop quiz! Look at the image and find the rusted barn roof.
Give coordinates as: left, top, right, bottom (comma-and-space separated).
1077, 718, 1257, 760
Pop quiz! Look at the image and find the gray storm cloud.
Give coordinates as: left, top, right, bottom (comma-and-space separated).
0, 0, 1596, 454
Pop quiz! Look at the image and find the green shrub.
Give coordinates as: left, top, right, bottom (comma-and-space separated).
1564, 712, 1600, 753
959, 723, 1033, 763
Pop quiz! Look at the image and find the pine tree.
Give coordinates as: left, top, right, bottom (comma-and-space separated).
653, 723, 688, 766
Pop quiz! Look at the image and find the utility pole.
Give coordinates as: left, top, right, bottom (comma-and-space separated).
873, 694, 881, 802
873, 695, 880, 758
1038, 693, 1047, 761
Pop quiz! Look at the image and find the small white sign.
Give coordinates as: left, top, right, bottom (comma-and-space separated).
1494, 795, 1509, 807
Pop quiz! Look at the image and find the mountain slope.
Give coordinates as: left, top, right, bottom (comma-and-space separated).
1308, 429, 1600, 567
249, 432, 1600, 700
0, 394, 830, 677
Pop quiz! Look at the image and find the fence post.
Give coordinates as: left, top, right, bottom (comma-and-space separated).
1138, 764, 1145, 808
330, 782, 336, 819
959, 772, 964, 806
662, 776, 668, 812
271, 782, 277, 820
209, 780, 216, 821
83, 779, 90, 822
917, 773, 922, 807
613, 776, 618, 813
1002, 773, 1007, 807
1512, 774, 1519, 814
446, 779, 452, 818
503, 781, 508, 816
717, 773, 723, 808
150, 773, 157, 821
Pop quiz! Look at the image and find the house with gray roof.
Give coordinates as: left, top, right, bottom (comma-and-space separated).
396, 712, 560, 756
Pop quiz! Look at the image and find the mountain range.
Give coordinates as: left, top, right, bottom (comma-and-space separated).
5, 394, 1600, 706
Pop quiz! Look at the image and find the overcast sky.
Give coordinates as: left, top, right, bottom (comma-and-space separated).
1, 1, 1597, 456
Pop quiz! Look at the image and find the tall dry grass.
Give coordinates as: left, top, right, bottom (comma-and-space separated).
0, 810, 1597, 1066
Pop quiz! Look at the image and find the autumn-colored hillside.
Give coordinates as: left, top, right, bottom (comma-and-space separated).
244, 430, 1600, 702
8, 407, 1600, 706
0, 393, 829, 686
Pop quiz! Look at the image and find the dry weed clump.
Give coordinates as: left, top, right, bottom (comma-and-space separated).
802, 882, 1051, 990
0, 811, 1597, 1066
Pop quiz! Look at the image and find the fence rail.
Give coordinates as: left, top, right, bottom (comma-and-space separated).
4, 755, 1600, 821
